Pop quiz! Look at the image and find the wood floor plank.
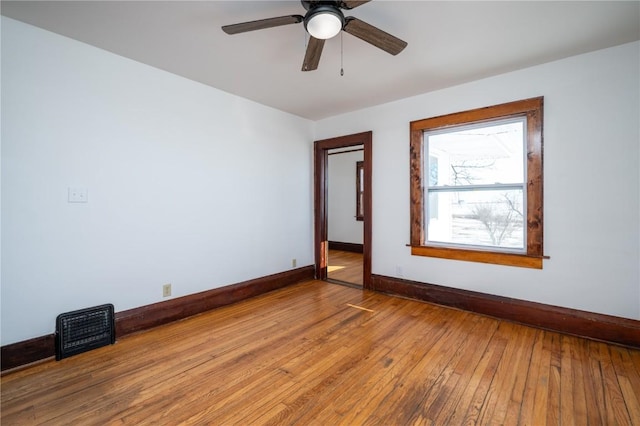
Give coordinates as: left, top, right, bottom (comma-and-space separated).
2, 280, 639, 425
516, 329, 544, 425
532, 331, 553, 426
300, 301, 450, 424
406, 314, 498, 424
376, 322, 469, 423
545, 332, 562, 426
441, 333, 500, 424
356, 309, 476, 424
336, 307, 461, 424
458, 336, 508, 425
268, 295, 420, 424
559, 336, 579, 426
580, 338, 607, 424
609, 346, 640, 424
618, 375, 640, 424
597, 343, 633, 424
225, 314, 376, 422
488, 323, 537, 425
422, 315, 500, 423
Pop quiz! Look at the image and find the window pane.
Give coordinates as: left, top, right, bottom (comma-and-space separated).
356, 161, 364, 220
427, 119, 524, 187
427, 189, 525, 250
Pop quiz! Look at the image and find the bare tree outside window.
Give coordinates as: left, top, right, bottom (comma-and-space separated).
471, 192, 524, 246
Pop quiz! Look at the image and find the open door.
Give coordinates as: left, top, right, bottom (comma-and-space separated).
314, 131, 372, 289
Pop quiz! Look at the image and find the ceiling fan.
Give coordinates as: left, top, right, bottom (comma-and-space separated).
222, 0, 407, 72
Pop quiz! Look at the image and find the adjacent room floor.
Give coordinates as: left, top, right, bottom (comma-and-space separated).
327, 249, 363, 287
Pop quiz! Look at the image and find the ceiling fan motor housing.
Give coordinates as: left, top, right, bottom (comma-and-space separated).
303, 3, 345, 39
301, 1, 343, 11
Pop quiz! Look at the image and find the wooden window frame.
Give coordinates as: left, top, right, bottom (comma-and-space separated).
410, 97, 544, 269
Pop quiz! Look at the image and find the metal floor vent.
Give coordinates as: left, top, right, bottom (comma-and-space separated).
56, 304, 115, 360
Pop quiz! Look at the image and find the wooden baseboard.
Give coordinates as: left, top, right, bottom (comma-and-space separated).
0, 335, 55, 373
371, 274, 640, 348
1, 266, 315, 372
328, 241, 364, 253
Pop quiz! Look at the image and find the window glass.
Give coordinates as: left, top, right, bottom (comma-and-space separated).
356, 161, 364, 221
426, 119, 525, 187
427, 189, 524, 249
424, 118, 526, 252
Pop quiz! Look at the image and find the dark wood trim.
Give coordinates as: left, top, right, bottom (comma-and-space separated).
362, 139, 372, 288
1, 266, 314, 372
314, 131, 372, 289
1, 334, 55, 373
410, 246, 543, 269
409, 126, 424, 247
314, 141, 328, 281
328, 241, 364, 253
371, 274, 640, 348
328, 147, 364, 155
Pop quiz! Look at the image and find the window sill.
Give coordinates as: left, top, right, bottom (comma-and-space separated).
411, 246, 544, 269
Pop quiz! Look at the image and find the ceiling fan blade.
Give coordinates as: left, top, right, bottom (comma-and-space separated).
222, 15, 303, 35
302, 36, 325, 71
339, 0, 372, 10
343, 17, 407, 55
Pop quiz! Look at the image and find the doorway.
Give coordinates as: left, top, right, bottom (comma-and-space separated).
314, 131, 372, 290
327, 145, 364, 286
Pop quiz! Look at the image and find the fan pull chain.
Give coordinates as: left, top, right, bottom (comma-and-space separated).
340, 31, 344, 76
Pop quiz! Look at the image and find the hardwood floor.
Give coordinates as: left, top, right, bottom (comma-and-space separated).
2, 280, 639, 425
327, 249, 363, 286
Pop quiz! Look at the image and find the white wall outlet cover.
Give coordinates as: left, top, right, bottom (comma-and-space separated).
162, 283, 172, 297
68, 187, 88, 203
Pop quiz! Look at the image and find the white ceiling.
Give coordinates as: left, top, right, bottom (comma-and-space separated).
2, 1, 639, 120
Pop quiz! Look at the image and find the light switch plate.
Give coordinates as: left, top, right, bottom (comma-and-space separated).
68, 187, 88, 203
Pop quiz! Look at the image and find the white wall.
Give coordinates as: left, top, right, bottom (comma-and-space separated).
1, 18, 315, 345
316, 41, 640, 320
328, 150, 364, 244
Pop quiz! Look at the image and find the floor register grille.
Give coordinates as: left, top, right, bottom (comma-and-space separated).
55, 304, 115, 360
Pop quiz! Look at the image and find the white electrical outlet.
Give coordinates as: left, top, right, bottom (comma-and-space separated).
292, 258, 297, 268
162, 283, 172, 297
395, 266, 404, 277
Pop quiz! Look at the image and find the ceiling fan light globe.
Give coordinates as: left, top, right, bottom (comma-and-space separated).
305, 10, 343, 39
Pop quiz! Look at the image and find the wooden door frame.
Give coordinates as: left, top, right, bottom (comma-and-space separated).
314, 131, 372, 289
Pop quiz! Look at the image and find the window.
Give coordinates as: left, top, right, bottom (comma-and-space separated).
356, 161, 364, 221
410, 97, 544, 268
